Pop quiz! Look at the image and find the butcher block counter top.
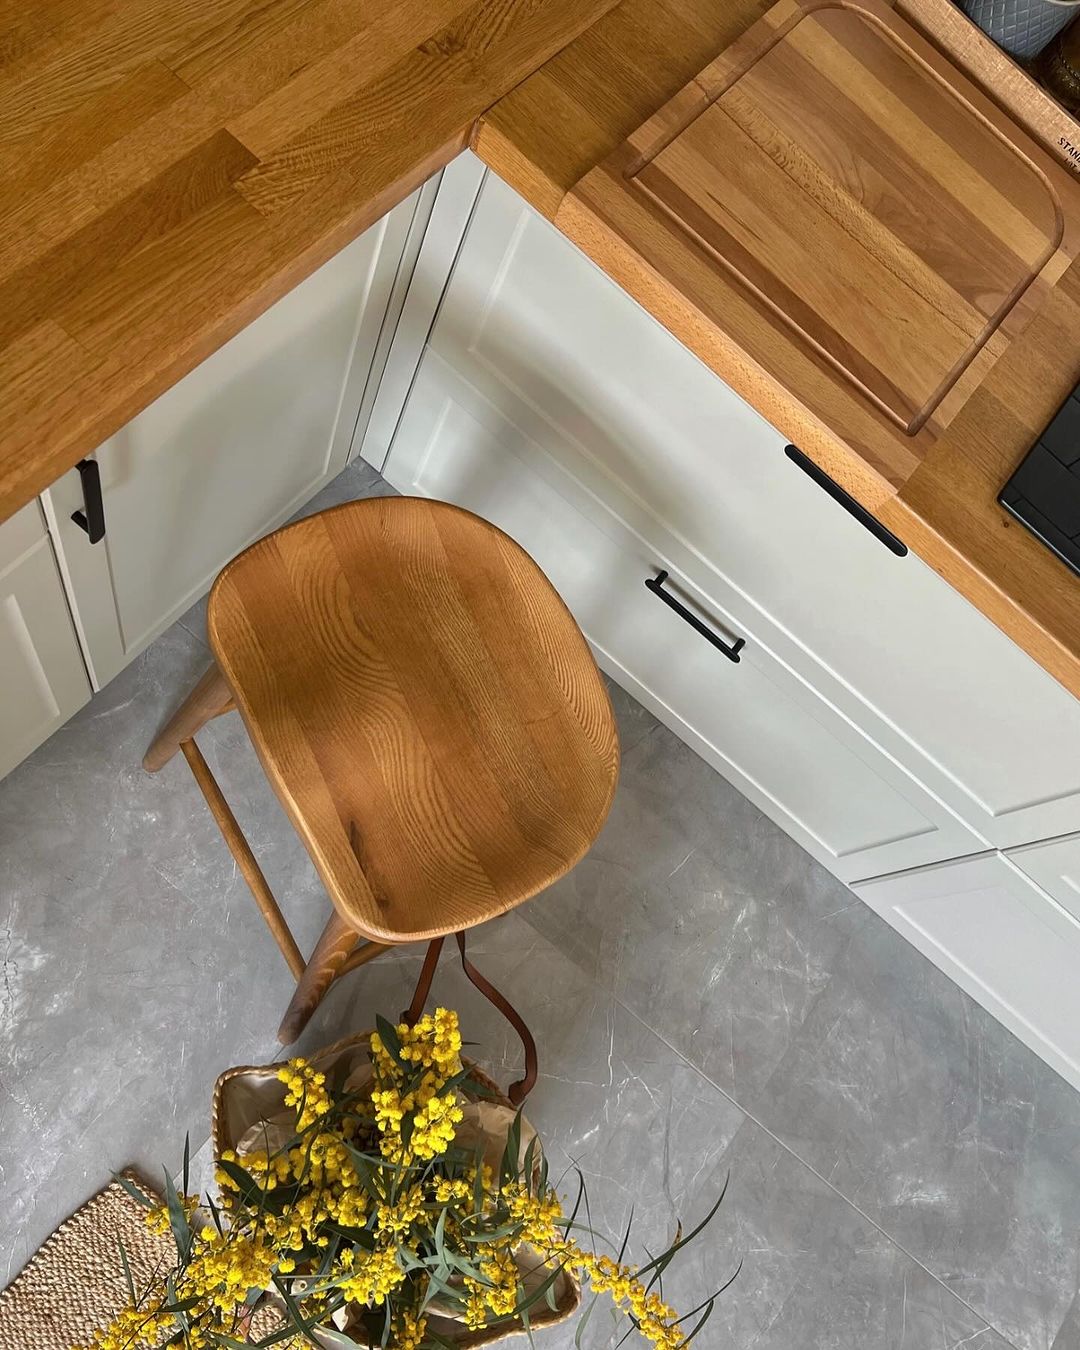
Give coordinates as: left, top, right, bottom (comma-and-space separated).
4, 0, 1080, 698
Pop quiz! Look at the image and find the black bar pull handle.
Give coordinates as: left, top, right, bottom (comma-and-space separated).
784, 444, 907, 557
71, 458, 105, 544
645, 569, 745, 663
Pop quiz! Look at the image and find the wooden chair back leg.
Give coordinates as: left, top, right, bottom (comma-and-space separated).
181, 740, 306, 980
143, 663, 234, 771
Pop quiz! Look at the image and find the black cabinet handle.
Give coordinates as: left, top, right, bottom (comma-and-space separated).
71, 458, 105, 544
645, 570, 745, 663
784, 444, 907, 557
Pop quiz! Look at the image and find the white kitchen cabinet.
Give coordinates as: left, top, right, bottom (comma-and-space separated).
0, 503, 91, 778
44, 193, 419, 688
383, 352, 981, 883
1008, 833, 1080, 925
854, 854, 1080, 1094
408, 161, 1080, 857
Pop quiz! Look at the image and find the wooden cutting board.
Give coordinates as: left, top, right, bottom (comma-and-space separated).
556, 0, 1080, 498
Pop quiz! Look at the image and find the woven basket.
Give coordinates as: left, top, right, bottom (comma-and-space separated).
211, 1033, 580, 1347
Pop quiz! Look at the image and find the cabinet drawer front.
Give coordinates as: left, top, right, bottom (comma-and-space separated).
385, 355, 979, 883
855, 855, 1080, 1093
429, 168, 1080, 848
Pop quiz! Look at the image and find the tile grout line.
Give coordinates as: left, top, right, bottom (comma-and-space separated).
175, 615, 210, 649
611, 994, 1022, 1350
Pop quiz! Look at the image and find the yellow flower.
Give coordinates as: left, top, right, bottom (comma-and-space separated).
503, 1181, 563, 1247
276, 1058, 332, 1130
376, 1183, 426, 1236
392, 1310, 428, 1350
337, 1244, 405, 1307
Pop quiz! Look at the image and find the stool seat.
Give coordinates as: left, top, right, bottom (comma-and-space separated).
207, 496, 619, 944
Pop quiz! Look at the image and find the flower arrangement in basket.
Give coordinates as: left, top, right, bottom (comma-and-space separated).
79, 1009, 727, 1350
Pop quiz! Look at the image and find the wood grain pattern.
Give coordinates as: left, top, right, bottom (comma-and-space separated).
476, 0, 1080, 697
181, 737, 307, 980
559, 0, 1080, 494
0, 0, 622, 520
207, 496, 619, 944
896, 0, 1080, 180
5, 0, 1080, 704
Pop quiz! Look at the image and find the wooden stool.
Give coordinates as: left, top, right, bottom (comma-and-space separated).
144, 497, 618, 1099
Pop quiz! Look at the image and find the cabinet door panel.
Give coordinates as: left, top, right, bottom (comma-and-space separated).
0, 504, 90, 778
47, 199, 415, 686
384, 355, 980, 883
427, 167, 1080, 849
1008, 834, 1080, 925
855, 854, 1080, 1092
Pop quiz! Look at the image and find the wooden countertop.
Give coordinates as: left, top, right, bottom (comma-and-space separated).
478, 0, 1080, 700
2, 0, 1080, 699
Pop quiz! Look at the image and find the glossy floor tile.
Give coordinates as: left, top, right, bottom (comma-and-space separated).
1, 458, 1078, 1348
522, 724, 870, 1104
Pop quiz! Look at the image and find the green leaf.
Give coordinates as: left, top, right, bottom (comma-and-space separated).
500, 1109, 523, 1186
157, 1295, 203, 1316
270, 1274, 323, 1348
115, 1234, 137, 1307
182, 1133, 191, 1198
522, 1134, 539, 1195
322, 1220, 375, 1249
162, 1169, 193, 1263
638, 1174, 729, 1285
375, 1015, 406, 1068
216, 1158, 264, 1205
676, 1259, 742, 1328
616, 1207, 634, 1265
679, 1297, 717, 1346
574, 1291, 601, 1348
113, 1174, 154, 1208
520, 1300, 537, 1349
510, 1261, 564, 1319
311, 1328, 359, 1349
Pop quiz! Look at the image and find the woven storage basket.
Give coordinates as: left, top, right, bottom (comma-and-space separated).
211, 1033, 580, 1347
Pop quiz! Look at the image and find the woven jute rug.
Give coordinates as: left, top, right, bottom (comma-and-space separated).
0, 1172, 173, 1350
0, 1172, 286, 1350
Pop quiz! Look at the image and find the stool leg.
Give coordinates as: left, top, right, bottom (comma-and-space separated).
278, 910, 370, 1045
181, 740, 305, 980
143, 662, 234, 772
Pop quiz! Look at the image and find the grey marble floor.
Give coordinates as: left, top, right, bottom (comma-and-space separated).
2, 459, 1079, 1349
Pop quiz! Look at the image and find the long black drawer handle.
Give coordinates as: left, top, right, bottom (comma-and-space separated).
71, 458, 106, 544
645, 570, 745, 663
784, 444, 907, 557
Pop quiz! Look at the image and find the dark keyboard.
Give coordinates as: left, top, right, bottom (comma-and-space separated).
999, 391, 1080, 579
